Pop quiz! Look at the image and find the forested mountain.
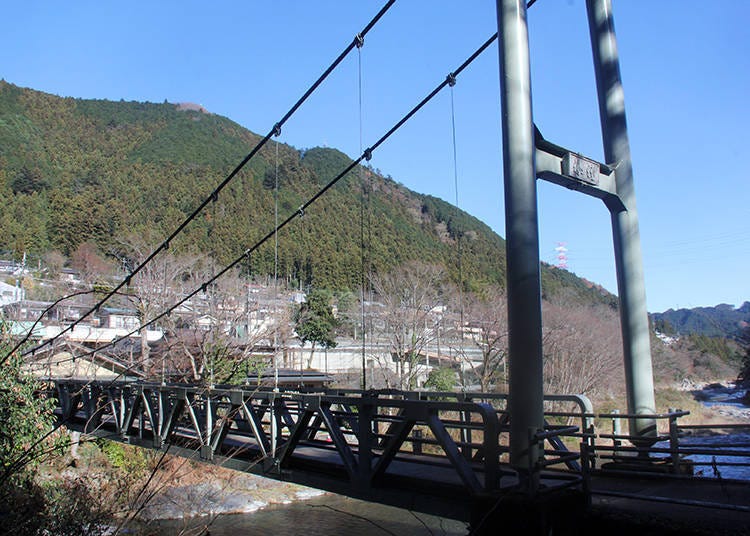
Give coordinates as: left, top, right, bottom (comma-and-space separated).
652, 302, 750, 340
0, 81, 612, 304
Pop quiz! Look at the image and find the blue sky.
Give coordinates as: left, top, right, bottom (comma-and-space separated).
1, 1, 748, 312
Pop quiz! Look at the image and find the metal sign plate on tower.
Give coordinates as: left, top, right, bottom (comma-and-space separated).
562, 153, 600, 186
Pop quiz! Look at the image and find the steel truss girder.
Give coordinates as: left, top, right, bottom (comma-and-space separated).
51, 381, 581, 505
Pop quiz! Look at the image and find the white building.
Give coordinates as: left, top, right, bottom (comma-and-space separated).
0, 280, 25, 308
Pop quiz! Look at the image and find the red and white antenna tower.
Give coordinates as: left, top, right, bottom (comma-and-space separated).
555, 242, 568, 270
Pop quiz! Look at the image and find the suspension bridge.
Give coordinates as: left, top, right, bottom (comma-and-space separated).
51, 380, 750, 533
7, 0, 750, 533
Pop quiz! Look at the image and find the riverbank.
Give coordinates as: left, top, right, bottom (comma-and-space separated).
122, 457, 325, 523
34, 439, 326, 533
138, 467, 323, 521
686, 381, 750, 420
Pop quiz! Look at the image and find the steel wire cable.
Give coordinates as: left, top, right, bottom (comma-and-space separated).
42, 31, 501, 368
357, 36, 369, 390
449, 75, 467, 386
2, 289, 133, 365
11, 0, 396, 362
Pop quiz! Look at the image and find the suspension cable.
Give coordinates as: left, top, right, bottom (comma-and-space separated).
449, 76, 467, 386
273, 137, 280, 389
13, 0, 396, 360
357, 35, 368, 391
2, 289, 128, 365
51, 31, 500, 367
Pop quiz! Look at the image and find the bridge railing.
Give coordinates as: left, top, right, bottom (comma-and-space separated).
69, 382, 750, 489
320, 388, 594, 487
592, 409, 750, 480
51, 380, 516, 498
670, 421, 750, 479
593, 410, 687, 474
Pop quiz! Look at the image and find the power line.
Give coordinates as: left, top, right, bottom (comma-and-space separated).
13, 0, 396, 360
53, 31, 501, 367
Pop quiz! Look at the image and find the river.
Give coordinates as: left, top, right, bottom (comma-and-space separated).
142, 493, 468, 535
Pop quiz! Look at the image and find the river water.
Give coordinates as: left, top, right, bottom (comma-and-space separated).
144, 493, 468, 535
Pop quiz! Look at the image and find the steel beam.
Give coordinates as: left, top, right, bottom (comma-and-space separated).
586, 0, 657, 441
427, 412, 482, 493
534, 128, 624, 211
496, 0, 544, 491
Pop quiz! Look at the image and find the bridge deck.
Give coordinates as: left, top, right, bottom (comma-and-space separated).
51, 380, 749, 530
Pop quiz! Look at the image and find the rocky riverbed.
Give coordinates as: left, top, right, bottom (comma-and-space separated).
132, 459, 324, 521
686, 380, 750, 420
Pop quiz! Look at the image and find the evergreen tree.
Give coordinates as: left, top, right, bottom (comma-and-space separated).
294, 289, 338, 369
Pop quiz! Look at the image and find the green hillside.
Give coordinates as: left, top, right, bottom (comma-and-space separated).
0, 81, 612, 303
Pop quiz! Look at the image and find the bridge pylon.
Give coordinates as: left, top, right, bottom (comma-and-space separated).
496, 0, 657, 499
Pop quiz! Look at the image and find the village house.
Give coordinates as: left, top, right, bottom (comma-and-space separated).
0, 280, 25, 308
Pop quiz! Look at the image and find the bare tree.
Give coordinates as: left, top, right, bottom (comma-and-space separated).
541, 302, 622, 398
370, 262, 446, 390
157, 269, 292, 384
42, 250, 67, 281
454, 288, 509, 392
116, 238, 203, 375
70, 242, 115, 286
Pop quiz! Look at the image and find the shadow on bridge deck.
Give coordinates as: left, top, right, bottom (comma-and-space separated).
586, 473, 750, 535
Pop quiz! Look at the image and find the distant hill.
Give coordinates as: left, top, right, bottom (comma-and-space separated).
651, 302, 750, 340
0, 81, 613, 305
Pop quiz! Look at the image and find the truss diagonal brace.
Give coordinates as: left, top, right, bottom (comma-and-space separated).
318, 404, 358, 481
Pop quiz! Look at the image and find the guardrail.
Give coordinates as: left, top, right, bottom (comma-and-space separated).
593, 409, 750, 480
320, 388, 593, 478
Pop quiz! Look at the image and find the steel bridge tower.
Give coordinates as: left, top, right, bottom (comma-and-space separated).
497, 0, 656, 494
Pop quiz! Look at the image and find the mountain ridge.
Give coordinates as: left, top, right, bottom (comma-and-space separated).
651, 302, 750, 340
0, 80, 613, 305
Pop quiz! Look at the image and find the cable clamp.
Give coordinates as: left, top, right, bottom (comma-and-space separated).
273, 123, 282, 137
211, 192, 219, 203
355, 34, 364, 49
447, 73, 457, 87
364, 148, 373, 161
201, 283, 208, 293
163, 240, 170, 251
297, 206, 305, 218
124, 276, 132, 287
